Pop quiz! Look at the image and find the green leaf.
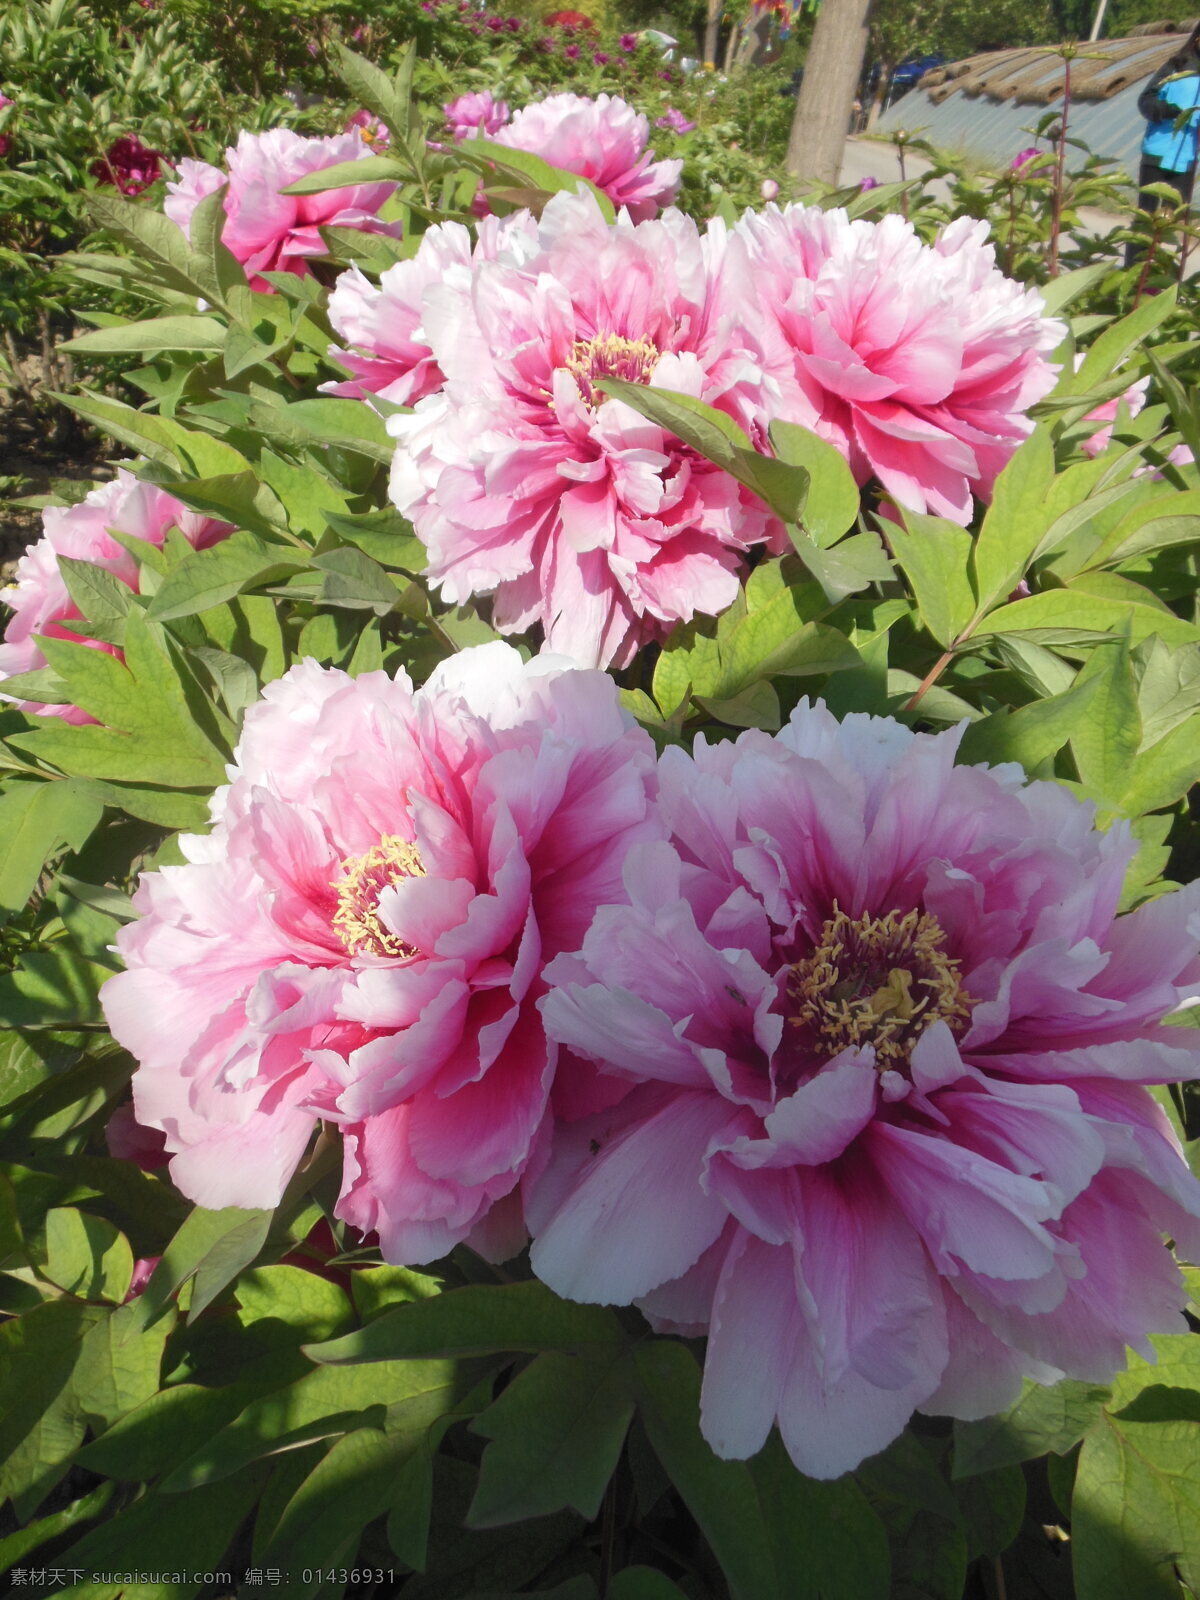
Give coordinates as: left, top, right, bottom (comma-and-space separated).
282, 153, 408, 194
596, 379, 809, 524
0, 779, 104, 922
460, 136, 617, 222
333, 41, 415, 140
0, 947, 110, 1027
350, 1263, 445, 1323
304, 1280, 625, 1364
1072, 1411, 1200, 1600
313, 546, 403, 613
1119, 713, 1200, 816
145, 530, 307, 622
57, 556, 134, 628
469, 1348, 636, 1526
61, 315, 227, 355
9, 609, 230, 789
236, 1264, 354, 1342
608, 1571, 688, 1600
84, 191, 227, 306
247, 395, 394, 464
325, 507, 425, 570
163, 1355, 479, 1490
787, 527, 893, 604
42, 1207, 133, 1302
951, 1463, 1026, 1561
957, 671, 1101, 773
978, 585, 1200, 650
953, 1379, 1111, 1477
889, 514, 976, 648
1135, 636, 1200, 747
972, 426, 1056, 611
130, 1204, 272, 1332
634, 1340, 887, 1600
0, 1480, 115, 1570
769, 419, 860, 547
857, 1433, 966, 1600
1038, 261, 1110, 316
74, 1300, 176, 1427
1071, 289, 1175, 395
1069, 635, 1142, 807
53, 1464, 268, 1597
0, 1298, 104, 1517
1082, 489, 1200, 570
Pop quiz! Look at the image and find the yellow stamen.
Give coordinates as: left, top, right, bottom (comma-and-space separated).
331, 835, 424, 959
789, 905, 971, 1072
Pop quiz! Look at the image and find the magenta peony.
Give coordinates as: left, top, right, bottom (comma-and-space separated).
324, 210, 539, 406
101, 643, 659, 1263
494, 93, 681, 222
1012, 146, 1053, 174
736, 206, 1064, 523
0, 472, 231, 723
531, 701, 1200, 1479
388, 189, 794, 669
164, 128, 402, 292
90, 134, 164, 196
655, 108, 696, 134
443, 89, 510, 141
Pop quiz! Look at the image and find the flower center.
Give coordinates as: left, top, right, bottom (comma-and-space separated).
565, 332, 660, 408
788, 906, 972, 1072
331, 836, 424, 959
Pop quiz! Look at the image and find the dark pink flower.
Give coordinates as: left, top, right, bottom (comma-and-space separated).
90, 135, 164, 197
533, 702, 1200, 1478
736, 206, 1064, 522
859, 174, 879, 191
164, 128, 402, 292
443, 89, 510, 141
388, 191, 793, 668
619, 32, 637, 50
101, 645, 659, 1262
1012, 147, 1052, 174
0, 471, 232, 722
494, 92, 681, 222
564, 42, 580, 57
655, 107, 696, 134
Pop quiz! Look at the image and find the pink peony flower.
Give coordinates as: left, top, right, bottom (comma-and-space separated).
1077, 356, 1149, 457
655, 107, 696, 134
1012, 146, 1052, 174
443, 89, 511, 141
164, 128, 402, 292
101, 644, 660, 1263
0, 471, 231, 723
90, 134, 164, 197
388, 189, 794, 669
324, 210, 539, 406
760, 178, 779, 201
345, 108, 390, 150
494, 93, 681, 222
531, 701, 1200, 1479
736, 206, 1064, 523
619, 32, 638, 50
859, 174, 879, 192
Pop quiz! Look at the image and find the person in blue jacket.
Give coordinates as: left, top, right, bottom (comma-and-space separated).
1126, 28, 1200, 266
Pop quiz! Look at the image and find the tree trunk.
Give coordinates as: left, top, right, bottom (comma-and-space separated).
785, 0, 876, 184
703, 0, 722, 66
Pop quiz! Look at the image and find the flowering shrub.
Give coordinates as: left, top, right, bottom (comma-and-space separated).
1, 38, 1200, 1600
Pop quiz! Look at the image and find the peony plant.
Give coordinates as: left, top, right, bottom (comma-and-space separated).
1, 40, 1199, 1600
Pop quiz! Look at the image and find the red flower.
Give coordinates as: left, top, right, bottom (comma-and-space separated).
90, 134, 163, 196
